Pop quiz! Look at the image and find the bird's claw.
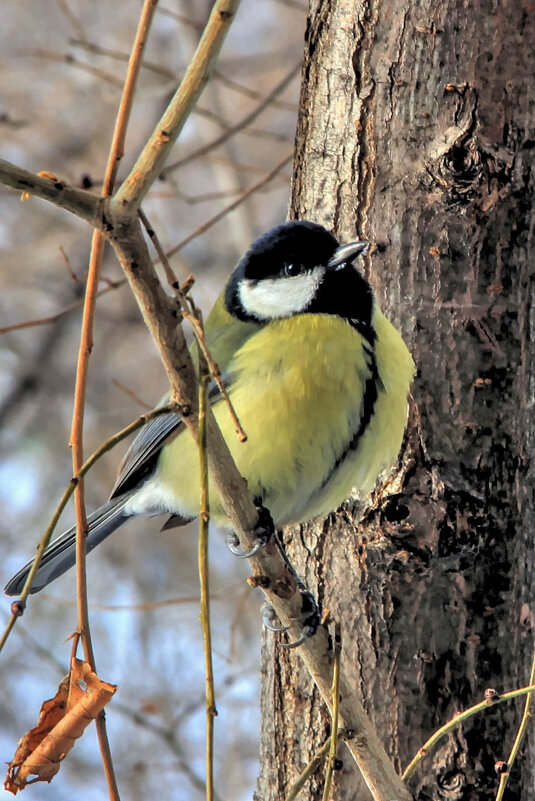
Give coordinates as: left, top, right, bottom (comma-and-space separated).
226, 532, 264, 558
281, 625, 317, 650
226, 501, 275, 558
263, 590, 320, 649
261, 603, 289, 632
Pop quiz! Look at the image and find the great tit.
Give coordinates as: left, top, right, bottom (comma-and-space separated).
5, 220, 415, 597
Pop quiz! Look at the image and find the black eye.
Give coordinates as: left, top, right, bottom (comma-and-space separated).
283, 263, 303, 277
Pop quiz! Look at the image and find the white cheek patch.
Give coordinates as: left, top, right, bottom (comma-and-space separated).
239, 267, 324, 320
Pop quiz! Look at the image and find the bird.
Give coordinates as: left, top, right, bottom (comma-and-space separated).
5, 220, 415, 597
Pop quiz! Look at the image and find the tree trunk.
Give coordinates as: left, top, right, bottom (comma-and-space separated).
257, 1, 535, 799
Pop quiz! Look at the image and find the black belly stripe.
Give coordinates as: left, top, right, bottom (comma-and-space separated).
319, 337, 380, 491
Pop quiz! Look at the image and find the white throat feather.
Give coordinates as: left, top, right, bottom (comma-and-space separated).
238, 267, 324, 320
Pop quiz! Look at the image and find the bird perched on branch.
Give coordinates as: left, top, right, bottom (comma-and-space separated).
5, 220, 415, 597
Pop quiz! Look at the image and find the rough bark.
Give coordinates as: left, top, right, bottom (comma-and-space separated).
257, 1, 535, 800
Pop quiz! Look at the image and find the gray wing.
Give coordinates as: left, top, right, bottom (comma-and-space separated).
4, 495, 134, 596
109, 380, 228, 500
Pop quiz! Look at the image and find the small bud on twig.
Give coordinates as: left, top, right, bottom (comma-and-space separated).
11, 601, 25, 617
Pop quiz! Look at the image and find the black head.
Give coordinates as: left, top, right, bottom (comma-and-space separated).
225, 220, 373, 339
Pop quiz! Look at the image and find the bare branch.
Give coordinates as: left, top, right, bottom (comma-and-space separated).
0, 281, 125, 336
68, 3, 159, 797
161, 62, 301, 177
113, 0, 242, 213
29, 48, 124, 88
197, 369, 217, 801
68, 38, 288, 137
213, 69, 297, 111
0, 158, 101, 225
69, 38, 297, 112
155, 5, 205, 31
57, 0, 88, 42
166, 153, 293, 258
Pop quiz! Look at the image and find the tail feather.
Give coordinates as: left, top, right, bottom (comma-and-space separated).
4, 495, 134, 596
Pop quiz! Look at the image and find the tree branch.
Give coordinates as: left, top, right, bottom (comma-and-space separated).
0, 158, 101, 225
112, 0, 242, 213
70, 4, 159, 798
160, 61, 301, 178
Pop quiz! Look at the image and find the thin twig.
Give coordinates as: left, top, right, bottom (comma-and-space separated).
177, 177, 286, 204
286, 739, 332, 801
70, 5, 158, 798
29, 48, 124, 88
184, 305, 247, 442
0, 158, 100, 225
0, 281, 125, 336
0, 404, 174, 655
496, 648, 535, 800
69, 38, 176, 79
213, 68, 297, 111
198, 368, 217, 801
113, 0, 242, 212
402, 683, 535, 782
176, 162, 288, 203
81, 590, 231, 611
139, 207, 182, 286
12, 582, 241, 611
209, 154, 281, 175
57, 0, 88, 43
112, 378, 153, 410
69, 39, 291, 135
161, 61, 301, 178
155, 6, 205, 30
139, 209, 247, 441
166, 153, 293, 258
322, 624, 341, 801
272, 0, 308, 10
59, 245, 81, 282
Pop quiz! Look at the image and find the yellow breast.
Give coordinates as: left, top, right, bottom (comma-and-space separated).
158, 310, 414, 527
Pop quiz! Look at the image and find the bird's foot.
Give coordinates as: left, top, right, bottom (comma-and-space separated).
226, 501, 274, 558
261, 603, 289, 632
262, 589, 320, 649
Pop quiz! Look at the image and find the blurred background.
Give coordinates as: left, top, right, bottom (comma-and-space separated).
0, 1, 306, 799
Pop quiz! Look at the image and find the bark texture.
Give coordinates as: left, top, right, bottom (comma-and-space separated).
257, 1, 535, 799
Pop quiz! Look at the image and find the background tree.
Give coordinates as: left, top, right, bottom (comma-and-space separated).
258, 1, 535, 800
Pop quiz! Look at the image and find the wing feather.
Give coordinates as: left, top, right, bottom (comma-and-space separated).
109, 292, 259, 501
109, 381, 227, 499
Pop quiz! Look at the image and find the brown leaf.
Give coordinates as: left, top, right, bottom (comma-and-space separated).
5, 658, 116, 794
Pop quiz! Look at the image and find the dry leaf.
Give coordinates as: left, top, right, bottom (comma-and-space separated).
5, 658, 116, 794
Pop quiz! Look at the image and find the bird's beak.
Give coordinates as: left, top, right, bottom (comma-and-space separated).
327, 240, 369, 269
